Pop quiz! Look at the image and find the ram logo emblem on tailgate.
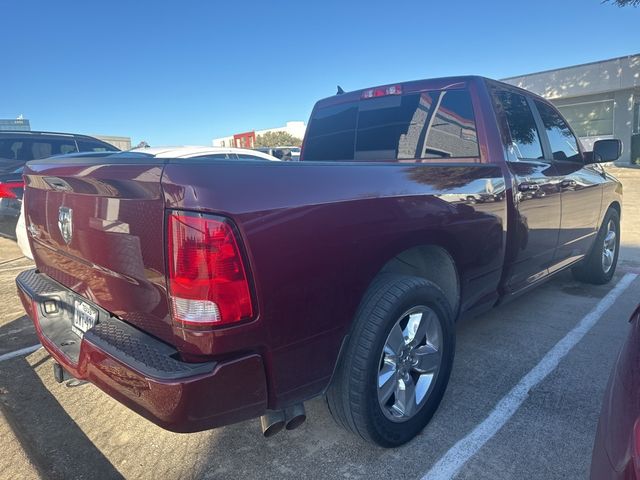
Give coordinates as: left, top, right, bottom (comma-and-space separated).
58, 207, 73, 245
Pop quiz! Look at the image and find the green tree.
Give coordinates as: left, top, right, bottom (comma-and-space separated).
603, 0, 639, 5
254, 131, 302, 147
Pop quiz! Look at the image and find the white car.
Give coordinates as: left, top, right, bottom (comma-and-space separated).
15, 146, 280, 259
129, 146, 281, 161
16, 200, 32, 259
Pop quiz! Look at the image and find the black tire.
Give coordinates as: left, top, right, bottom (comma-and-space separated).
572, 207, 620, 285
326, 274, 455, 447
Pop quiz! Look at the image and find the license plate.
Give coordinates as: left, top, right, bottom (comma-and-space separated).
72, 300, 98, 336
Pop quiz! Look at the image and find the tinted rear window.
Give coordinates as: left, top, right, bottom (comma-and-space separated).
0, 138, 78, 163
304, 103, 358, 161
303, 89, 479, 162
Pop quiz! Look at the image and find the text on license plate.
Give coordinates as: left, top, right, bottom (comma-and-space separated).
72, 300, 98, 336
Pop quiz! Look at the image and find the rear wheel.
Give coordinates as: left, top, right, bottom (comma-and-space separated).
326, 274, 455, 447
572, 208, 620, 285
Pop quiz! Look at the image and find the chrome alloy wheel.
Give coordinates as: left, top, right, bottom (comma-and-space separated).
602, 219, 617, 274
377, 306, 442, 422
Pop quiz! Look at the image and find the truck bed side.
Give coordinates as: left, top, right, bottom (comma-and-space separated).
162, 159, 507, 404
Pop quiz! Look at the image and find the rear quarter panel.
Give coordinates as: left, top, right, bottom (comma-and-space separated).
162, 159, 508, 405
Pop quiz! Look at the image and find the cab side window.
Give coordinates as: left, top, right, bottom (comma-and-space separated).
237, 154, 270, 161
534, 100, 582, 162
494, 90, 544, 160
192, 154, 229, 160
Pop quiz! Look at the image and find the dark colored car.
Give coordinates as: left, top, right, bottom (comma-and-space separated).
0, 168, 24, 235
591, 304, 640, 479
0, 131, 119, 236
254, 146, 300, 161
16, 76, 623, 447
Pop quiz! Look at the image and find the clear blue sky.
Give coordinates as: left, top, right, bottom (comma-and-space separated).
2, 0, 638, 146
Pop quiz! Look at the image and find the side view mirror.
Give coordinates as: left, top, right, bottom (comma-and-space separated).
590, 139, 622, 163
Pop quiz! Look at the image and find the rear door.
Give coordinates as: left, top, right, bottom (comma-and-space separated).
492, 88, 562, 291
532, 99, 605, 269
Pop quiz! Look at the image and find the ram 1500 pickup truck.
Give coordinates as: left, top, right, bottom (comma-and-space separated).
16, 76, 623, 447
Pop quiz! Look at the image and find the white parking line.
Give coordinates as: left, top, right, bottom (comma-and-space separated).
0, 344, 41, 363
423, 273, 638, 480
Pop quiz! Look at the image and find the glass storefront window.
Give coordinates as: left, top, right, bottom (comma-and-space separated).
557, 100, 614, 137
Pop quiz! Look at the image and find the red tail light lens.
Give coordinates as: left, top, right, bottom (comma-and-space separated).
0, 181, 24, 199
167, 212, 253, 328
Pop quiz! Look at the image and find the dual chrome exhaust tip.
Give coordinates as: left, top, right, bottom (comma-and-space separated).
260, 403, 306, 437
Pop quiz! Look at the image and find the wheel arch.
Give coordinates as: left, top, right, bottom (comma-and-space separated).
377, 244, 461, 318
325, 242, 461, 396
608, 200, 621, 217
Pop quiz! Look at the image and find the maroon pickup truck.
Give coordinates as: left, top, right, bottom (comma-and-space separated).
16, 76, 623, 447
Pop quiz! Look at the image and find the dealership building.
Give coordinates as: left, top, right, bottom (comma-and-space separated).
503, 53, 640, 164
213, 121, 306, 149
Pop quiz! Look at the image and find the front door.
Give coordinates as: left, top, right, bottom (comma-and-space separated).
532, 99, 606, 270
492, 89, 562, 292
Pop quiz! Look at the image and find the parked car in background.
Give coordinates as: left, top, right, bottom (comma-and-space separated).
15, 145, 279, 257
0, 131, 119, 238
125, 146, 281, 161
254, 146, 300, 161
0, 131, 119, 174
15, 201, 31, 258
0, 168, 23, 237
591, 304, 640, 479
16, 76, 622, 448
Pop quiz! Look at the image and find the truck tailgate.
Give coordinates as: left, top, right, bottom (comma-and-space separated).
22, 156, 175, 345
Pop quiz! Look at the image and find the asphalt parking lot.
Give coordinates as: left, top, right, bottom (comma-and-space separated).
1, 166, 640, 480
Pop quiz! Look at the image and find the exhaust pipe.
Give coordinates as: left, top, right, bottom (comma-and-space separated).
284, 403, 306, 430
260, 410, 286, 437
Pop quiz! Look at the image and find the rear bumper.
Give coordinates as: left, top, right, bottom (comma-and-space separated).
16, 269, 268, 432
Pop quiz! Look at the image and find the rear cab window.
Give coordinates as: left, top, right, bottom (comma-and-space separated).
303, 87, 480, 162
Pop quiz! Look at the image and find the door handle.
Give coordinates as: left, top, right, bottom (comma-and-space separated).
518, 182, 540, 192
560, 179, 577, 189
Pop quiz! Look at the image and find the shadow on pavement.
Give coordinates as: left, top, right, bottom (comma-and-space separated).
0, 314, 37, 356
0, 317, 124, 480
0, 218, 17, 240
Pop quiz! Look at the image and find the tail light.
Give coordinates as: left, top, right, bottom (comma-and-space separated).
0, 181, 24, 199
361, 84, 402, 99
167, 212, 254, 328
